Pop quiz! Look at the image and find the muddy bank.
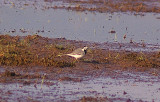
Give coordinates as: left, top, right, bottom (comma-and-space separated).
0, 34, 159, 82
0, 35, 159, 69
0, 35, 160, 101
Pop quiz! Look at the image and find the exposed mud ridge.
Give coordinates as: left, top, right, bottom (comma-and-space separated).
0, 35, 160, 101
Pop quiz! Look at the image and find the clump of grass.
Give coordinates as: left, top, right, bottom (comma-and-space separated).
55, 44, 65, 50
86, 48, 160, 69
0, 35, 75, 67
118, 51, 160, 68
54, 61, 75, 67
39, 57, 75, 67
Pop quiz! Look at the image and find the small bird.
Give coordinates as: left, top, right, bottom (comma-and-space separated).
65, 47, 88, 60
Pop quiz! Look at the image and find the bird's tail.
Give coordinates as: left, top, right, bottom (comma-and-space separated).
58, 53, 69, 57
57, 53, 64, 57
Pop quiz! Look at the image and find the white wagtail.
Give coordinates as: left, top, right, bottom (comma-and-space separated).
65, 47, 88, 60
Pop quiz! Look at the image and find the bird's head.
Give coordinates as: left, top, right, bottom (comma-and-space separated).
82, 46, 88, 54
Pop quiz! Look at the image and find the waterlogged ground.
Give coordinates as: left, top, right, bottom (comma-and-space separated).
0, 0, 160, 102
0, 70, 160, 101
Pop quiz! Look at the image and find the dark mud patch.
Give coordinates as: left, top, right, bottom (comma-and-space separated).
0, 35, 160, 101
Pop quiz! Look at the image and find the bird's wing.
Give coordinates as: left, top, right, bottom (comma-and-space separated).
71, 48, 83, 55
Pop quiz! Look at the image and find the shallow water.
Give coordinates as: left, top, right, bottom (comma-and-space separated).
0, 2, 160, 45
0, 71, 160, 101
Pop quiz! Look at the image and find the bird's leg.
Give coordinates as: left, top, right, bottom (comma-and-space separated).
73, 58, 79, 63
72, 58, 77, 63
76, 59, 79, 63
